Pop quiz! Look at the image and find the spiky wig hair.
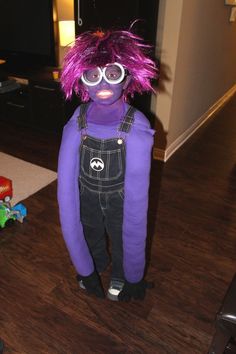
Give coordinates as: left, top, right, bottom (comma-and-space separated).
60, 29, 158, 102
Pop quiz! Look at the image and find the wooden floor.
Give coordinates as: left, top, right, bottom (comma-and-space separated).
0, 95, 236, 354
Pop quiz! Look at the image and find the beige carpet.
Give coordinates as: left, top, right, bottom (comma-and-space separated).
0, 152, 57, 205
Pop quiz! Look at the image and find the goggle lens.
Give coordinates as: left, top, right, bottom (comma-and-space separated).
105, 64, 123, 82
83, 67, 101, 83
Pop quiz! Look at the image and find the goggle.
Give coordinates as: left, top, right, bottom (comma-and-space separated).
81, 62, 125, 86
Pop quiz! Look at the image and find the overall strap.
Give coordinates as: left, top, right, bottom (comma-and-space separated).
118, 106, 136, 133
77, 103, 90, 130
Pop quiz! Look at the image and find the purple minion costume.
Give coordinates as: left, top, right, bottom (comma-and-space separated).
57, 29, 157, 301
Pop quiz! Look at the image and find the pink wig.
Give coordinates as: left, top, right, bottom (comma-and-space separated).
60, 29, 158, 101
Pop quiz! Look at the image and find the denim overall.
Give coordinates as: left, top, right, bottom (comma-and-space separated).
78, 103, 135, 281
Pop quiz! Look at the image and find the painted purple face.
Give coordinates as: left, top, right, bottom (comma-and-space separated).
84, 79, 127, 105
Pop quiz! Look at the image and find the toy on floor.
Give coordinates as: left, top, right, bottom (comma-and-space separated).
0, 176, 27, 229
0, 176, 13, 204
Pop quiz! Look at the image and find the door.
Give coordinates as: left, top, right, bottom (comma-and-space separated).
75, 0, 158, 45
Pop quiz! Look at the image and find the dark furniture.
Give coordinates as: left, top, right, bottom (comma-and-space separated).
0, 68, 78, 132
208, 274, 236, 354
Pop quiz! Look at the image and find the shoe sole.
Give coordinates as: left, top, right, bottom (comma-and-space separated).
107, 291, 119, 301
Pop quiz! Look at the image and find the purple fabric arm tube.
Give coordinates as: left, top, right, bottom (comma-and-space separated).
57, 107, 94, 276
122, 111, 154, 282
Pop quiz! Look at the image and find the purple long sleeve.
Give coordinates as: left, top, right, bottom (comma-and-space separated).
57, 104, 154, 281
123, 117, 154, 282
57, 108, 94, 276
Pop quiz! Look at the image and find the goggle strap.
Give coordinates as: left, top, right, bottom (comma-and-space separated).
118, 106, 136, 133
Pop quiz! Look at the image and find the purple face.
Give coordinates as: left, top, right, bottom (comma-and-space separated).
84, 79, 127, 105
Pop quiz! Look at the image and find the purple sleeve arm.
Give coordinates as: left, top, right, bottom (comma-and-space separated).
57, 111, 94, 276
123, 112, 154, 283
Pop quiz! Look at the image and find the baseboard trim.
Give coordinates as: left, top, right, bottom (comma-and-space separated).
153, 84, 236, 162
153, 148, 166, 161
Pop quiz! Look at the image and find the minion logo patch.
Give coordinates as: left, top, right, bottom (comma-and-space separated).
90, 158, 104, 171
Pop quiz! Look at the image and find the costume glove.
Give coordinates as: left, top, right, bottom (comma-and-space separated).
76, 271, 105, 298
118, 279, 154, 302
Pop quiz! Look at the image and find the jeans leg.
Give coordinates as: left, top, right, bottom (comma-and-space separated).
82, 224, 110, 273
80, 186, 110, 273
105, 190, 124, 281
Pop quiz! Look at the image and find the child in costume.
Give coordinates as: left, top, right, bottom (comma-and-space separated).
57, 29, 157, 301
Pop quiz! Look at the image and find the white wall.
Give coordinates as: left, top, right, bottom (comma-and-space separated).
153, 0, 236, 160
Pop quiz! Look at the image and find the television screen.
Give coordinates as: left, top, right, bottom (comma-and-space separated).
0, 0, 57, 69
